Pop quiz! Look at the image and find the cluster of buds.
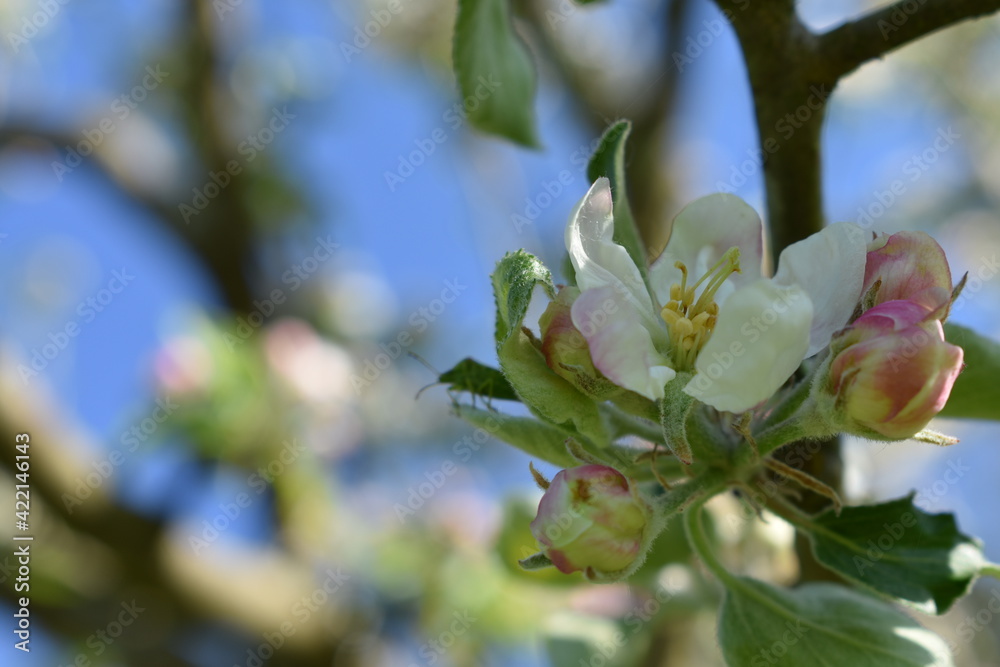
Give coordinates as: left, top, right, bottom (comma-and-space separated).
820, 231, 964, 439
527, 465, 651, 580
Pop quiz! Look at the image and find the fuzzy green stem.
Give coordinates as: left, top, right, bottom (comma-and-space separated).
684, 500, 739, 587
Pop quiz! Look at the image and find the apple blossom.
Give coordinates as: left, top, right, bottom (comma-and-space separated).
564, 178, 867, 412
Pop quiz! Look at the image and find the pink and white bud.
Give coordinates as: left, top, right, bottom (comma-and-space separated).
530, 465, 648, 577
538, 287, 620, 398
863, 231, 953, 311
826, 300, 964, 439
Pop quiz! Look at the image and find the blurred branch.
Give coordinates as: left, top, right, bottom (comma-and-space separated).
819, 0, 1000, 80
0, 357, 351, 666
519, 0, 694, 252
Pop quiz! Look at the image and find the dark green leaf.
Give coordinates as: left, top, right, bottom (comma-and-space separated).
587, 120, 648, 282
803, 495, 985, 614
720, 579, 954, 667
453, 0, 539, 146
439, 357, 519, 402
940, 323, 1000, 420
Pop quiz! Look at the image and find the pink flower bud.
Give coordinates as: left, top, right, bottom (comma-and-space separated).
827, 300, 963, 439
863, 231, 953, 311
538, 287, 620, 398
530, 465, 648, 576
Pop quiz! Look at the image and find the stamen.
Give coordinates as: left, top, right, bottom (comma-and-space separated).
659, 246, 742, 370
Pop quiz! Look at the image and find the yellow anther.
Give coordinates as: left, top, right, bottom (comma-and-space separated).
660, 246, 742, 370
690, 311, 710, 330
661, 306, 681, 325
673, 317, 694, 339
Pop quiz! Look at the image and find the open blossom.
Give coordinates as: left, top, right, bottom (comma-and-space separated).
564, 178, 868, 412
530, 465, 648, 576
825, 300, 963, 439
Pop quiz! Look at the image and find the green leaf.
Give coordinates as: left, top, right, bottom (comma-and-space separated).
720, 579, 954, 667
940, 323, 1000, 420
439, 357, 519, 402
800, 495, 985, 614
491, 250, 555, 347
455, 405, 578, 468
490, 250, 609, 445
498, 330, 610, 446
586, 120, 648, 282
453, 0, 539, 146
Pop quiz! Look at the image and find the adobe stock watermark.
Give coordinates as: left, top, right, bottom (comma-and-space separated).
407, 610, 477, 667
5, 0, 72, 53
684, 286, 809, 401
180, 107, 296, 223
855, 126, 959, 229
750, 620, 809, 666
876, 0, 932, 40
672, 0, 751, 72
913, 459, 970, 511
339, 0, 408, 63
715, 84, 831, 194
383, 75, 501, 192
61, 396, 178, 514
56, 600, 145, 667
510, 128, 614, 234
223, 235, 339, 349
350, 278, 468, 392
189, 439, 308, 555
50, 65, 169, 181
18, 268, 135, 384
852, 511, 918, 576
236, 567, 351, 667
949, 586, 1000, 658
394, 410, 505, 522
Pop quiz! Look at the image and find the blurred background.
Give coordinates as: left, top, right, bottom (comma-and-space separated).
0, 0, 999, 665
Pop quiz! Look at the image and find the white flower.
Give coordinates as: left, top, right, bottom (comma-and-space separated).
566, 178, 867, 412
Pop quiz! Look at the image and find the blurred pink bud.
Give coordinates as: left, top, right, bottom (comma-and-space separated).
154, 336, 214, 396
530, 465, 648, 576
827, 300, 963, 439
538, 287, 619, 398
863, 231, 953, 311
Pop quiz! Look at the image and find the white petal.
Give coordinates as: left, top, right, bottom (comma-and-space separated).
683, 280, 812, 413
572, 286, 675, 401
649, 193, 764, 306
566, 178, 658, 329
772, 222, 867, 356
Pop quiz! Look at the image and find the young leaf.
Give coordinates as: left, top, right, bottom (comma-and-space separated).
587, 120, 648, 283
940, 323, 1000, 421
453, 0, 539, 146
439, 357, 519, 402
720, 578, 955, 667
801, 495, 985, 614
455, 405, 579, 468
498, 330, 610, 446
491, 250, 555, 347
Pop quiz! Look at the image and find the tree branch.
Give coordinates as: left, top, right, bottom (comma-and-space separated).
712, 0, 830, 255
819, 0, 1000, 80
